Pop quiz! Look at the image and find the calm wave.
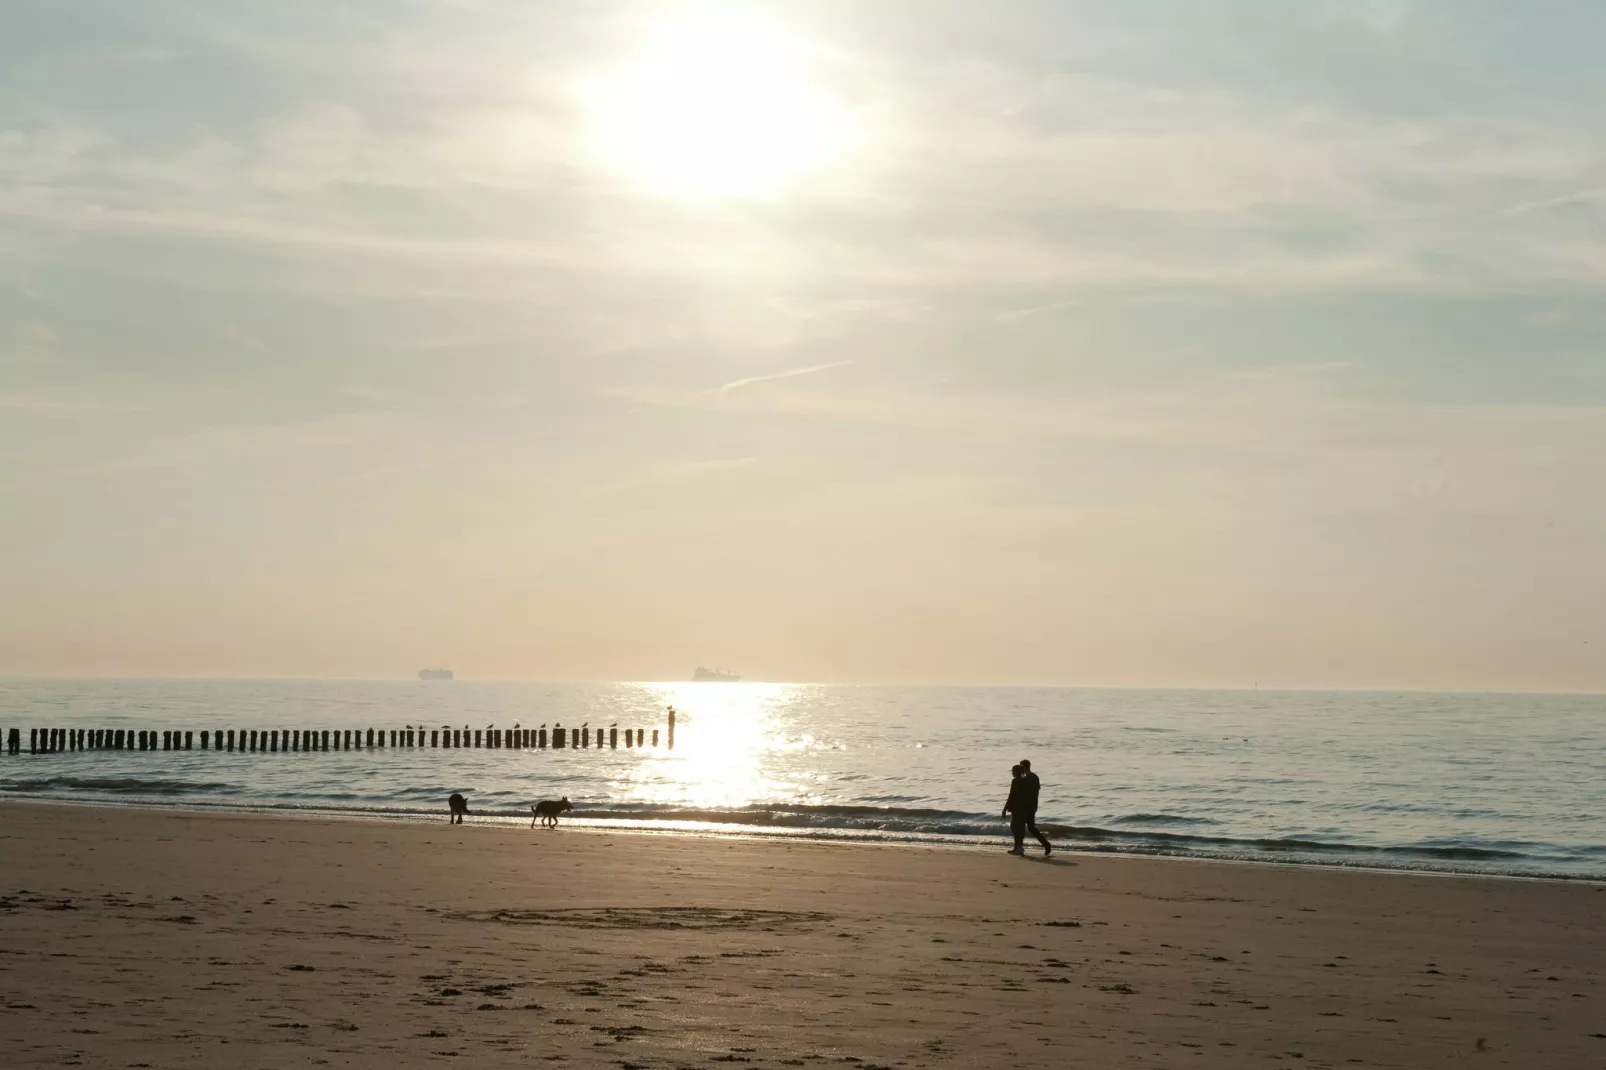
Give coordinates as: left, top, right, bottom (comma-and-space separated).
2, 679, 1602, 879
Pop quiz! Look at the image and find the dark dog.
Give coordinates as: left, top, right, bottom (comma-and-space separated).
530, 797, 572, 828
448, 793, 470, 824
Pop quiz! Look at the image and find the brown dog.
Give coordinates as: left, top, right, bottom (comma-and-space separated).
448, 793, 469, 824
530, 797, 572, 828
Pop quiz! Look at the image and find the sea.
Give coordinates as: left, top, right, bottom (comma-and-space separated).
2, 678, 1603, 881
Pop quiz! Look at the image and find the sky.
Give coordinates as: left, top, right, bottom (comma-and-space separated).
2, 0, 1603, 689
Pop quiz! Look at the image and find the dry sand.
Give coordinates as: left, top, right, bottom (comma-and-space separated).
1, 803, 1602, 1068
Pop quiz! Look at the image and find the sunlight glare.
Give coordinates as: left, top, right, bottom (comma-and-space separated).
594, 15, 842, 197
630, 682, 805, 809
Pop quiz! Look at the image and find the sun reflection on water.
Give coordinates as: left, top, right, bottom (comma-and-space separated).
623, 682, 809, 809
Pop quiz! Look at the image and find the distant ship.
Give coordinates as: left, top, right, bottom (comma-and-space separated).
693, 666, 741, 682
418, 668, 454, 681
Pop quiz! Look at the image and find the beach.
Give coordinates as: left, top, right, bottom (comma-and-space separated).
2, 803, 1601, 1068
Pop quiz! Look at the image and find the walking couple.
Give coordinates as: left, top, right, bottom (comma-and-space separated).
1002, 759, 1052, 856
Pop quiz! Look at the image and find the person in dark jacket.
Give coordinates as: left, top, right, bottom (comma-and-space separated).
1001, 759, 1052, 856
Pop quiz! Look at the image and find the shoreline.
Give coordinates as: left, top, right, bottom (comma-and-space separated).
5, 801, 1605, 1068
7, 681, 1601, 894
4, 792, 1602, 886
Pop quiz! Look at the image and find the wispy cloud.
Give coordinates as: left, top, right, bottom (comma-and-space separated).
594, 455, 759, 496
995, 297, 1079, 322
5, 1, 1606, 686
655, 456, 758, 480
708, 360, 854, 395
1493, 186, 1606, 218
0, 395, 134, 412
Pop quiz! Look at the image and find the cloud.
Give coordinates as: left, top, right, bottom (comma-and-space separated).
708, 359, 855, 394
995, 297, 1078, 322
7, 6, 1606, 303
654, 456, 759, 480
2, 322, 62, 364
4, 0, 1606, 686
1493, 186, 1606, 218
0, 395, 125, 411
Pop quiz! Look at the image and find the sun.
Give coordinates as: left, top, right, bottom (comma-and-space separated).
593, 15, 842, 198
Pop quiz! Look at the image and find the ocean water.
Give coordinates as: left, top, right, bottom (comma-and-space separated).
2, 679, 1603, 880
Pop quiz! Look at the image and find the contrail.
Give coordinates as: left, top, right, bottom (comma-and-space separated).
709, 359, 854, 394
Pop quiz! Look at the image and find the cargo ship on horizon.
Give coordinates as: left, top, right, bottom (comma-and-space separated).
693, 666, 741, 682
417, 668, 454, 681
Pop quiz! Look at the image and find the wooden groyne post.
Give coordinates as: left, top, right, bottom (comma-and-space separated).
6, 712, 673, 758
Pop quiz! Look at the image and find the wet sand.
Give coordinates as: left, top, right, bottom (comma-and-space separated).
1, 803, 1602, 1068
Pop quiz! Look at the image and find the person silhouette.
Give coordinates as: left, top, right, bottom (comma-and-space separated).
1001, 759, 1052, 856
1002, 764, 1023, 850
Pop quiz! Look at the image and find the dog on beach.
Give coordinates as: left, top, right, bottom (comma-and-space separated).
448, 793, 470, 824
530, 797, 573, 828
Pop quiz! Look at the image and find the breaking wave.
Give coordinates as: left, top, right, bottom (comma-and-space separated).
0, 776, 241, 797
0, 783, 1585, 874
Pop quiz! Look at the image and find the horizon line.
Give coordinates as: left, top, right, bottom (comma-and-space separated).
1, 673, 1602, 698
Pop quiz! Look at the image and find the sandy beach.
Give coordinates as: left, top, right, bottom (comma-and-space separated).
2, 803, 1602, 1068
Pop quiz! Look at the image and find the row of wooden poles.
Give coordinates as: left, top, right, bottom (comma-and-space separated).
5, 716, 675, 756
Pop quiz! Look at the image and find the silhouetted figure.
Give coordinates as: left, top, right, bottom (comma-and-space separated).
530, 796, 573, 829
1002, 759, 1052, 856
448, 792, 470, 824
